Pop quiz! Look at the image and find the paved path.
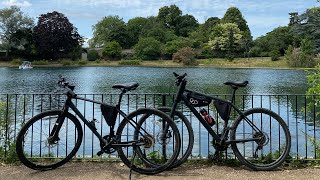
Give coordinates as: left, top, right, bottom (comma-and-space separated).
1, 162, 320, 180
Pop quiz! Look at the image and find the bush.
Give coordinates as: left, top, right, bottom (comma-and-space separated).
102, 41, 122, 60
270, 50, 280, 61
164, 37, 193, 57
32, 60, 49, 65
87, 50, 100, 61
118, 60, 141, 65
78, 59, 88, 65
60, 59, 72, 66
134, 37, 162, 60
286, 45, 316, 68
10, 59, 22, 65
173, 47, 198, 66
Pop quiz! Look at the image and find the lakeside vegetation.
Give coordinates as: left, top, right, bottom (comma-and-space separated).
1, 57, 320, 69
1, 3, 320, 68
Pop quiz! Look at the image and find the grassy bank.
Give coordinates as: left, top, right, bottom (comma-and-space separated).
1, 57, 319, 69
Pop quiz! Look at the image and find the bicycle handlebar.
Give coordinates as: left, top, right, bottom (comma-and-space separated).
58, 76, 75, 91
173, 72, 187, 86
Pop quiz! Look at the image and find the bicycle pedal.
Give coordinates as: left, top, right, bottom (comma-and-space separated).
97, 150, 104, 156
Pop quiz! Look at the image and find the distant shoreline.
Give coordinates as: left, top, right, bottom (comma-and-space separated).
0, 57, 317, 70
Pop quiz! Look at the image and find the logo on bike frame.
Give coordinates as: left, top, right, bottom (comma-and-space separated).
189, 98, 198, 105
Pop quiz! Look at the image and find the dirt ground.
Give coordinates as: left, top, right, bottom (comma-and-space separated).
1, 162, 320, 180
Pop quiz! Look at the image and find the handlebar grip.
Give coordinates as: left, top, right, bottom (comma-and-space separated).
173, 72, 187, 79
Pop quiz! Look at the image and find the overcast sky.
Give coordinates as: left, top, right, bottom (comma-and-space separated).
1, 0, 319, 43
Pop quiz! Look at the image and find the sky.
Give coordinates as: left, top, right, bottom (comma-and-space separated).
0, 0, 319, 46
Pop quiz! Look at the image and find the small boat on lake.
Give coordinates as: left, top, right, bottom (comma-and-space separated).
19, 61, 33, 69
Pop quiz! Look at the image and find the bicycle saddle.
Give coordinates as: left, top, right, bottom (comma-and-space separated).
224, 81, 248, 88
112, 82, 139, 91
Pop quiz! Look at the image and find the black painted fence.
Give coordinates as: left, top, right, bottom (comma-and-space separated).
0, 93, 319, 160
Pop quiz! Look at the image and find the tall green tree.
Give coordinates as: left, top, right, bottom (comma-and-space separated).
134, 37, 162, 60
127, 17, 149, 47
291, 7, 320, 52
208, 23, 243, 59
203, 17, 220, 36
33, 11, 83, 60
176, 14, 199, 37
221, 7, 251, 36
0, 6, 33, 58
10, 28, 36, 59
91, 15, 128, 48
158, 5, 182, 32
252, 26, 297, 56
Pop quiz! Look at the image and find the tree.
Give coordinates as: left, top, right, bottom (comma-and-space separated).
221, 7, 251, 36
91, 15, 128, 48
134, 37, 162, 60
158, 5, 182, 32
33, 11, 83, 60
0, 6, 33, 58
10, 28, 36, 59
285, 39, 316, 68
288, 12, 299, 26
127, 17, 149, 47
221, 6, 252, 54
203, 17, 220, 37
208, 23, 243, 59
176, 14, 199, 37
252, 26, 297, 56
102, 41, 122, 60
291, 7, 320, 53
164, 37, 193, 57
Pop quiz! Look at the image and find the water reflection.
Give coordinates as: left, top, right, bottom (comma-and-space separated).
0, 67, 308, 94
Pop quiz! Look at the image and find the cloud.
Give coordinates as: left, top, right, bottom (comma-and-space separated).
1, 0, 32, 8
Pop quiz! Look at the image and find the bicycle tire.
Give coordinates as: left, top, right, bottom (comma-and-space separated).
116, 108, 181, 175
16, 110, 83, 170
230, 108, 291, 170
158, 107, 194, 169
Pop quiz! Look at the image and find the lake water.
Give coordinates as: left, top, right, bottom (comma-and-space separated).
0, 67, 317, 159
0, 66, 308, 94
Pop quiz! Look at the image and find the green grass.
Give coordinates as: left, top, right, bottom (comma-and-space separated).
10, 59, 22, 65
118, 60, 142, 65
77, 59, 88, 65
2, 57, 320, 69
198, 57, 289, 68
32, 60, 49, 65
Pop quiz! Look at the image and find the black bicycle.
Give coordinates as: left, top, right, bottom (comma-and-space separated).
16, 77, 181, 175
160, 72, 291, 170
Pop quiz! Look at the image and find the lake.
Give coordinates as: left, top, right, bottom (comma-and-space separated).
0, 66, 308, 94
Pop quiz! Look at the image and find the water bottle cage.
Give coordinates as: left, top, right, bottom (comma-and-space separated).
200, 109, 215, 126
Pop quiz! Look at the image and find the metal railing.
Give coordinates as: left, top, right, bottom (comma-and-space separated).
0, 93, 319, 160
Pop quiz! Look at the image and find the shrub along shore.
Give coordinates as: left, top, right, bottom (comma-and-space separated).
1, 57, 319, 69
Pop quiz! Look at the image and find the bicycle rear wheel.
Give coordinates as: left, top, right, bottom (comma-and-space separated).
16, 110, 83, 170
230, 108, 291, 170
116, 108, 181, 175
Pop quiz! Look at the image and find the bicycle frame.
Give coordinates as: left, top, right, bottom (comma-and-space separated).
169, 79, 261, 146
49, 90, 146, 149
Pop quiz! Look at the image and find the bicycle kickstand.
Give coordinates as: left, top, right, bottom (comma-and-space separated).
128, 144, 137, 180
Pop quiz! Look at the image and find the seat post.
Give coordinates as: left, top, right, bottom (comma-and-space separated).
117, 89, 126, 106
230, 87, 238, 104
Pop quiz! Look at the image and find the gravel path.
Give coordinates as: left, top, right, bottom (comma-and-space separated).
1, 162, 320, 180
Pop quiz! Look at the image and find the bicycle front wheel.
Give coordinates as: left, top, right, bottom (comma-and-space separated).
16, 110, 83, 170
116, 108, 181, 175
230, 108, 291, 170
158, 107, 194, 169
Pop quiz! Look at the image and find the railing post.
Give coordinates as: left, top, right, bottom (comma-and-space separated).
162, 94, 166, 107
161, 94, 167, 159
